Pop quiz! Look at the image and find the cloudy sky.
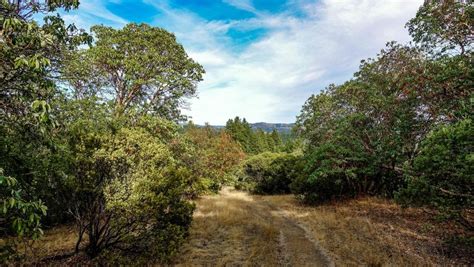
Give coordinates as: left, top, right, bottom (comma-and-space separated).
58, 0, 423, 125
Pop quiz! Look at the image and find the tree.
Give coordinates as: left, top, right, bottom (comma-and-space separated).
63, 23, 205, 121
0, 0, 89, 119
270, 129, 283, 152
293, 0, 473, 211
183, 123, 245, 193
255, 129, 270, 153
225, 117, 264, 154
407, 0, 473, 56
0, 0, 90, 226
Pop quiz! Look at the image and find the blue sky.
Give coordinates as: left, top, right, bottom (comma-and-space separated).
58, 0, 423, 124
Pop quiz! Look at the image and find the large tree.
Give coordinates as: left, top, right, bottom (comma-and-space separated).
64, 23, 205, 120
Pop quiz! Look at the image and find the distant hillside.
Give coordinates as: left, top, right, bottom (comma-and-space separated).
250, 122, 294, 133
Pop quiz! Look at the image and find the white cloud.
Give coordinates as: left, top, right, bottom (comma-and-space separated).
61, 0, 128, 31
171, 0, 423, 124
222, 0, 258, 13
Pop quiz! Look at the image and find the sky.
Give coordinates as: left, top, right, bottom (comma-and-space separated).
57, 0, 423, 125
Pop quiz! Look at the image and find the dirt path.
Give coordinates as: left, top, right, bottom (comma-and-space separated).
174, 187, 333, 266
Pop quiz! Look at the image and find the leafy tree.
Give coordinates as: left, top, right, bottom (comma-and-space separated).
406, 0, 473, 120
63, 23, 205, 120
0, 0, 90, 225
396, 118, 473, 228
1, 0, 206, 263
407, 0, 473, 56
293, 0, 473, 216
1, 0, 89, 120
183, 123, 245, 193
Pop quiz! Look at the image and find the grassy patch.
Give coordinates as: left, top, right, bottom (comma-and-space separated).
263, 195, 473, 265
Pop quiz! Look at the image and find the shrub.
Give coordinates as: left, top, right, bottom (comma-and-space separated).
396, 118, 473, 227
183, 124, 245, 194
236, 152, 302, 194
68, 118, 195, 261
290, 143, 358, 203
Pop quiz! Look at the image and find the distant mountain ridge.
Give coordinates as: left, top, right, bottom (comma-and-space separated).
250, 122, 294, 133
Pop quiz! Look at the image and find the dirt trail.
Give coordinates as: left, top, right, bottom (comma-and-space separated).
174, 187, 333, 266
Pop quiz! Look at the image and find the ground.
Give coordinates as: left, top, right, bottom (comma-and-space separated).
173, 187, 472, 266
173, 187, 333, 266
8, 187, 473, 265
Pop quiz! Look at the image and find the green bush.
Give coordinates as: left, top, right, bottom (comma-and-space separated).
290, 142, 361, 203
396, 118, 473, 225
236, 152, 302, 194
64, 115, 196, 261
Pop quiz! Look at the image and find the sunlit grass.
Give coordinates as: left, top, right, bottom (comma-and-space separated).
263, 195, 445, 265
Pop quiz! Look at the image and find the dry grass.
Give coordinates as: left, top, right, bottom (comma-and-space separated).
263, 195, 473, 266
173, 188, 281, 266
32, 224, 79, 259
1, 224, 80, 264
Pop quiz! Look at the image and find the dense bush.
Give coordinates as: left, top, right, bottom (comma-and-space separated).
293, 0, 472, 208
290, 142, 364, 203
64, 115, 196, 261
236, 152, 302, 194
183, 123, 245, 194
396, 118, 473, 225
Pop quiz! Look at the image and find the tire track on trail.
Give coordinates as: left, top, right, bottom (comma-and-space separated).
174, 187, 334, 266
256, 196, 334, 267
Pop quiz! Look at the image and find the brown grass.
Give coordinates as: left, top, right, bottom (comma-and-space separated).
262, 194, 473, 266
173, 188, 282, 266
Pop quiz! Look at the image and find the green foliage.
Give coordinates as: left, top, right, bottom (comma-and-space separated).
0, 169, 47, 263
1, 1, 205, 262
63, 23, 204, 120
0, 0, 90, 225
294, 0, 473, 211
236, 152, 302, 194
407, 0, 473, 55
1, 0, 90, 121
66, 116, 196, 260
183, 123, 245, 194
396, 118, 473, 224
225, 116, 288, 154
2, 0, 472, 262
291, 139, 370, 203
